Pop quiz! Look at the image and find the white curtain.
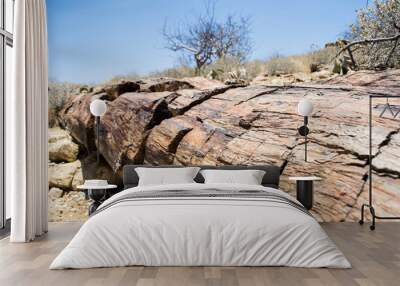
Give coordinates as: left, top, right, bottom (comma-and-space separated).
8, 0, 48, 242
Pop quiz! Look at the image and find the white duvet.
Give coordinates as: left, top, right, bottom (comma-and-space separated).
50, 183, 351, 269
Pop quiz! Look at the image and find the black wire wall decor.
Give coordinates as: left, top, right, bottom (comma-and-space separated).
359, 95, 400, 230
379, 97, 400, 118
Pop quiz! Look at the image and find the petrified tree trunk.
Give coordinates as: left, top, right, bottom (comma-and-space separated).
58, 72, 400, 222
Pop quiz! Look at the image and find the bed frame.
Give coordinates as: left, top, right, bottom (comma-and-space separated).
123, 165, 281, 190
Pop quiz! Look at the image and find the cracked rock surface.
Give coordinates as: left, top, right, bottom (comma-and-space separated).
58, 71, 400, 221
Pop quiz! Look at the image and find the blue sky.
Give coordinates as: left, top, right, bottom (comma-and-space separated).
47, 0, 367, 84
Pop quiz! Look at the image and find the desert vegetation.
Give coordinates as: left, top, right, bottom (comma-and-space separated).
257, 46, 339, 76
106, 45, 338, 84
336, 0, 400, 70
147, 44, 339, 83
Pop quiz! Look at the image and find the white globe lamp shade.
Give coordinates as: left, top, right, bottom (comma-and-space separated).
297, 99, 314, 116
90, 99, 107, 117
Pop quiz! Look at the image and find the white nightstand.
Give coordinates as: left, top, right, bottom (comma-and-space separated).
77, 184, 117, 215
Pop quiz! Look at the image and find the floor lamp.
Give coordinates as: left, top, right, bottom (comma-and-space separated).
297, 99, 314, 162
90, 99, 107, 163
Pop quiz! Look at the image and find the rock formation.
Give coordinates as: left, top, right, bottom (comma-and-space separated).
48, 127, 79, 162
48, 127, 88, 221
47, 127, 122, 221
56, 71, 400, 222
48, 187, 90, 222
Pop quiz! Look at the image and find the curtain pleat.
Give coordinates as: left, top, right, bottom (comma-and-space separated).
9, 0, 48, 242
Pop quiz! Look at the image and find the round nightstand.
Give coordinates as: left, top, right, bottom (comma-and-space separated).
289, 177, 321, 210
77, 184, 117, 215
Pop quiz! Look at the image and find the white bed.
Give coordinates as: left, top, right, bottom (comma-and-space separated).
50, 183, 351, 269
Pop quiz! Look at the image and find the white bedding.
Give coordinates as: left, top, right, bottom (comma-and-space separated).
50, 183, 351, 269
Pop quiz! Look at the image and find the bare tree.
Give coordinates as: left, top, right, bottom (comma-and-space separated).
214, 16, 252, 61
163, 1, 252, 74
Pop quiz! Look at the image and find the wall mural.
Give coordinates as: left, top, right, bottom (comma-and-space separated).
47, 0, 400, 222
48, 70, 400, 222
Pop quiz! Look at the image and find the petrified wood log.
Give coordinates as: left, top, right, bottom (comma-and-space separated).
58, 73, 400, 221
103, 81, 140, 100
138, 77, 194, 92
99, 91, 175, 171
58, 93, 95, 151
144, 116, 196, 165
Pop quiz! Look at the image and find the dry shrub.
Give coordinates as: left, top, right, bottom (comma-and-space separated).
102, 73, 141, 85
307, 46, 338, 67
150, 65, 196, 79
203, 57, 243, 81
151, 58, 249, 82
48, 81, 81, 127
264, 54, 303, 76
243, 59, 266, 79
263, 47, 338, 76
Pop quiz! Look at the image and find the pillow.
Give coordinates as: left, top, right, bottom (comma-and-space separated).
135, 167, 200, 186
200, 169, 266, 185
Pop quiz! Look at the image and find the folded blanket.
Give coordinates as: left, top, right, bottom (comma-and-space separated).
93, 188, 311, 217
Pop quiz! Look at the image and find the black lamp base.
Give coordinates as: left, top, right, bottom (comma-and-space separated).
298, 125, 309, 136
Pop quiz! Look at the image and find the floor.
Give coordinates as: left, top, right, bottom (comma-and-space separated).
0, 222, 399, 286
